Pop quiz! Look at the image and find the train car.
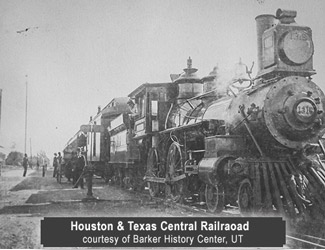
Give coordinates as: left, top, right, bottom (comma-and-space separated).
63, 131, 87, 158
62, 130, 87, 182
108, 82, 175, 189
83, 97, 130, 179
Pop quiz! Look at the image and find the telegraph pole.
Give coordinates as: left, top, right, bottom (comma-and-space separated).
24, 75, 28, 155
0, 89, 2, 176
0, 89, 2, 133
30, 138, 32, 157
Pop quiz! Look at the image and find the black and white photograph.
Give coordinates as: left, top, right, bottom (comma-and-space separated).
1, 0, 325, 248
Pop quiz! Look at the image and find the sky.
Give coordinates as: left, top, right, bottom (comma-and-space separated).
0, 0, 324, 158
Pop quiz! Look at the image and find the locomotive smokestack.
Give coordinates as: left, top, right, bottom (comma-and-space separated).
255, 14, 276, 72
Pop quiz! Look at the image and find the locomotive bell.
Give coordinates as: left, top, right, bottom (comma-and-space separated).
233, 58, 247, 80
276, 9, 297, 24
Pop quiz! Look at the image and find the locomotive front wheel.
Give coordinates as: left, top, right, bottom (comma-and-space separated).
238, 179, 254, 214
205, 184, 224, 213
166, 143, 186, 203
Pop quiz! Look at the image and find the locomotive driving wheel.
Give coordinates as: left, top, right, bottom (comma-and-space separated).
205, 184, 225, 213
238, 178, 254, 214
146, 148, 160, 197
165, 142, 186, 203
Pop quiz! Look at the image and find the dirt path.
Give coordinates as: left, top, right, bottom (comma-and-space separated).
0, 167, 38, 209
0, 167, 42, 249
0, 167, 190, 249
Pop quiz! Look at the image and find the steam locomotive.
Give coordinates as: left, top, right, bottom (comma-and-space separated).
64, 9, 325, 218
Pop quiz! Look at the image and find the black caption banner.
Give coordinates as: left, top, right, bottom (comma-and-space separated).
41, 217, 285, 247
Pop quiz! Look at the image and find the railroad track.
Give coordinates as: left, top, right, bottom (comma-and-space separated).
121, 185, 325, 249
286, 233, 325, 249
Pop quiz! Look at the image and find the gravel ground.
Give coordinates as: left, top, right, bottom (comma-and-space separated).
0, 167, 38, 210
0, 166, 192, 249
0, 166, 41, 248
2, 166, 324, 249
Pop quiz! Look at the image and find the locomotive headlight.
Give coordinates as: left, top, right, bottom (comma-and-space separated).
279, 30, 314, 65
293, 99, 317, 123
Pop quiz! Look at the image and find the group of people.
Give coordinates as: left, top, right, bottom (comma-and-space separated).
22, 148, 86, 189
53, 148, 86, 189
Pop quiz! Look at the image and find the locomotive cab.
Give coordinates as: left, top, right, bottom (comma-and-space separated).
128, 83, 174, 138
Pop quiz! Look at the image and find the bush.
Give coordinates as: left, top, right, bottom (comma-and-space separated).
5, 151, 24, 166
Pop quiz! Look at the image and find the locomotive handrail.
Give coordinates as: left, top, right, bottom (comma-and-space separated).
246, 61, 254, 80
187, 149, 205, 153
164, 103, 174, 129
231, 112, 254, 132
161, 120, 208, 134
185, 99, 195, 109
247, 75, 283, 95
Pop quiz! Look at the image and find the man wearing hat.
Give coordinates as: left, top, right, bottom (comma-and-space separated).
74, 148, 85, 188
22, 153, 29, 177
52, 153, 58, 178
127, 99, 138, 117
71, 151, 78, 186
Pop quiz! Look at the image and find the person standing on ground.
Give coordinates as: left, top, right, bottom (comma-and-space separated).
57, 152, 62, 166
53, 153, 58, 177
71, 151, 78, 186
74, 148, 85, 189
22, 153, 28, 177
57, 152, 62, 179
42, 163, 47, 177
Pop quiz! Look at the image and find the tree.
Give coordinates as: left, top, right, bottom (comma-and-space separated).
5, 151, 24, 166
0, 152, 5, 163
36, 150, 50, 166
